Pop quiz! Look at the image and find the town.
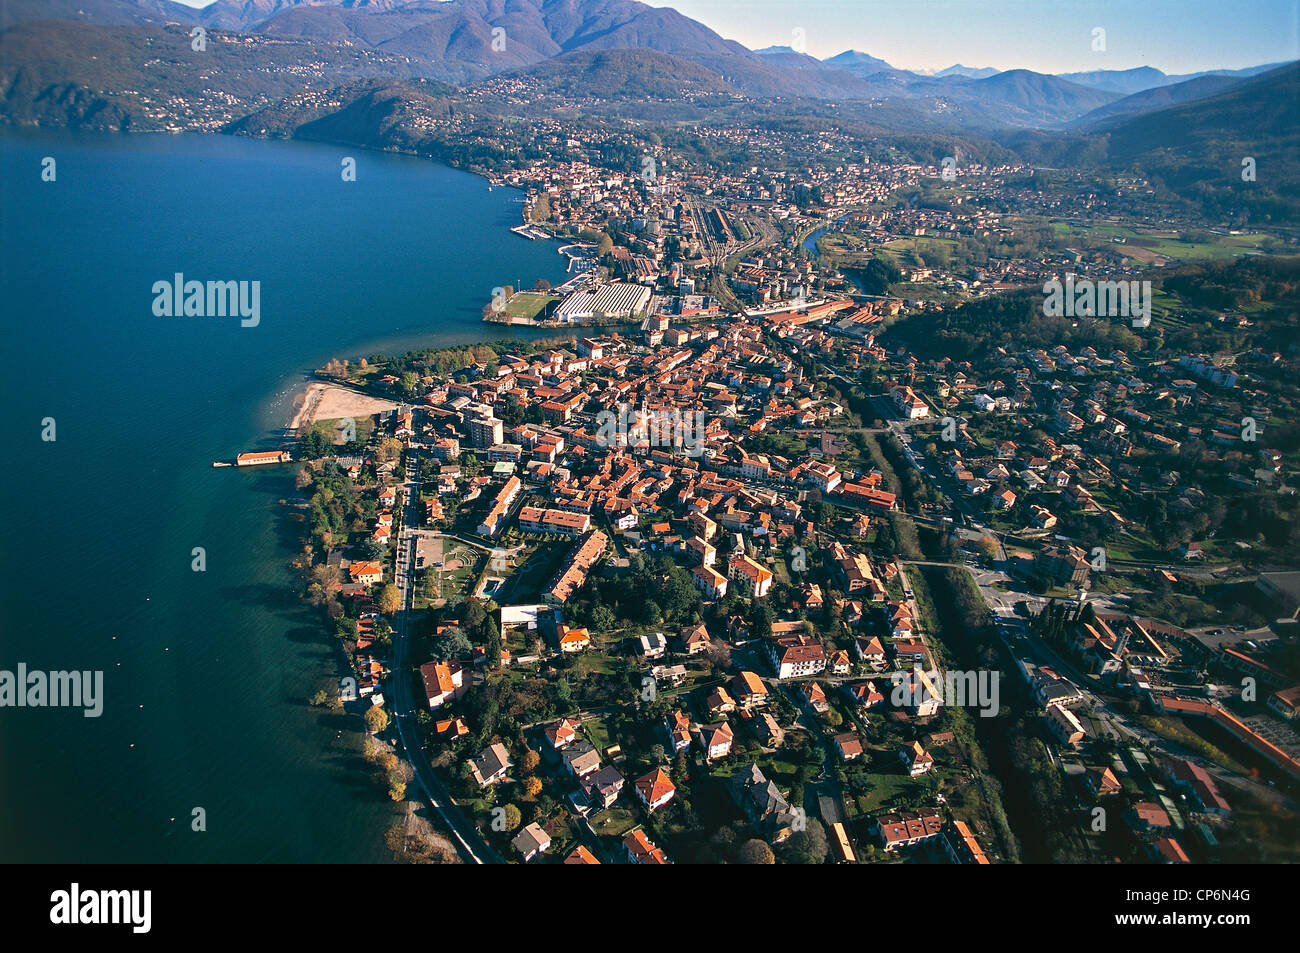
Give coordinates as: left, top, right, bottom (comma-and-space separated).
290, 236, 1300, 863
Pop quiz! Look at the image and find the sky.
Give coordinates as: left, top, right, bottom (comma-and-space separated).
645, 0, 1299, 73
171, 0, 1298, 74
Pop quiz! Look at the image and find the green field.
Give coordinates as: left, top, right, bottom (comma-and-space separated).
503, 292, 560, 322
1046, 221, 1280, 263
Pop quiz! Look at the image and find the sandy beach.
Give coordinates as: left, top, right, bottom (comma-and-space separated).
289, 382, 399, 431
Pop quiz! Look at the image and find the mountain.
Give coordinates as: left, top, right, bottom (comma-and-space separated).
1165, 61, 1293, 84
1037, 62, 1300, 222
823, 49, 897, 76
934, 64, 999, 80
1071, 73, 1245, 129
2, 0, 1291, 138
0, 0, 201, 29
1060, 61, 1294, 97
961, 69, 1120, 125
1057, 66, 1169, 95
754, 45, 824, 67
499, 47, 738, 99
1096, 62, 1300, 162
199, 0, 407, 30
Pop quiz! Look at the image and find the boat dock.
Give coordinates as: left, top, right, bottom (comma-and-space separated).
213, 450, 293, 468
510, 224, 552, 240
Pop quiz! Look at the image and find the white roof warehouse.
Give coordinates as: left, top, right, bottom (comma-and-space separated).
554, 282, 652, 323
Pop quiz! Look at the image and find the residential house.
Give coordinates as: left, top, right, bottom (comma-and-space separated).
634, 768, 677, 813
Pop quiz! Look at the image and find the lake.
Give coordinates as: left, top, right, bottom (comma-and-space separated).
0, 128, 568, 862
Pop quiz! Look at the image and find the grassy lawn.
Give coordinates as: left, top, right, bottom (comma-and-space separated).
310, 413, 376, 445
503, 292, 559, 322
582, 715, 614, 753
589, 806, 637, 838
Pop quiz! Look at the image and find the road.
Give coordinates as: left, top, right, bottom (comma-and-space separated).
388, 443, 504, 865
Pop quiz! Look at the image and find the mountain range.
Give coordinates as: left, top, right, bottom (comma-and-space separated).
1, 0, 1285, 116
1, 0, 1295, 210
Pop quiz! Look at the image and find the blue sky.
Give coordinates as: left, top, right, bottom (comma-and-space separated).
173, 0, 1297, 73
646, 0, 1298, 72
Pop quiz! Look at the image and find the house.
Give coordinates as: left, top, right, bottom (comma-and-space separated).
677, 623, 711, 655
747, 711, 785, 748
639, 632, 668, 659
419, 660, 467, 709
892, 385, 929, 419
942, 820, 990, 865
470, 743, 513, 787
802, 681, 830, 713
731, 670, 768, 709
901, 741, 934, 776
845, 681, 884, 709
856, 636, 886, 669
1046, 704, 1086, 747
634, 767, 676, 813
1165, 758, 1231, 815
435, 716, 468, 738
663, 710, 692, 752
650, 663, 688, 687
544, 717, 582, 751
1147, 837, 1190, 864
545, 530, 608, 604
873, 808, 944, 850
728, 764, 798, 843
1268, 685, 1300, 721
348, 561, 384, 586
564, 845, 601, 865
582, 766, 626, 810
828, 649, 851, 675
706, 685, 737, 716
691, 565, 729, 600
624, 828, 670, 864
557, 624, 591, 653
893, 665, 942, 717
561, 741, 602, 781
511, 822, 551, 862
696, 722, 734, 762
834, 733, 864, 762
1035, 544, 1090, 587
1126, 801, 1172, 832
477, 475, 522, 537
766, 634, 826, 679
1083, 766, 1122, 797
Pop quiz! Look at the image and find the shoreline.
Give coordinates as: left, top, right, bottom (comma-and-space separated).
288, 381, 400, 432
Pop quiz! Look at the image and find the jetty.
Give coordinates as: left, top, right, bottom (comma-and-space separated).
213, 450, 293, 468
510, 224, 552, 241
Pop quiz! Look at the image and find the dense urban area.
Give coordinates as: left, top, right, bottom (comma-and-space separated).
284, 136, 1300, 863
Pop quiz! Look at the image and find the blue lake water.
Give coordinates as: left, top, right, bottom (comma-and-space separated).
0, 128, 568, 862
